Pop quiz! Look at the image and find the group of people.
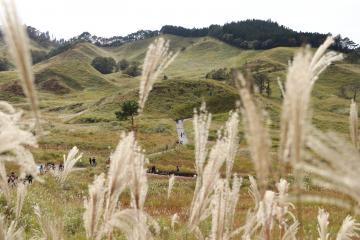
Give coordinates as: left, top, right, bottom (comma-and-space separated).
148, 165, 180, 175
38, 162, 64, 174
7, 156, 183, 187
6, 156, 99, 188
7, 172, 33, 187
149, 166, 159, 174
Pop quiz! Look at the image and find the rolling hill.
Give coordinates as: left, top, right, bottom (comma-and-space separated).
1, 28, 359, 239
0, 34, 358, 136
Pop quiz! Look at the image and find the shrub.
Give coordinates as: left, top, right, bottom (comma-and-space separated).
31, 50, 48, 64
117, 59, 129, 71
91, 57, 116, 74
0, 58, 11, 71
346, 51, 360, 64
78, 117, 109, 123
124, 62, 141, 77
205, 68, 231, 80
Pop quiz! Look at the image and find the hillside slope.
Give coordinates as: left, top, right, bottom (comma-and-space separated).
0, 34, 358, 135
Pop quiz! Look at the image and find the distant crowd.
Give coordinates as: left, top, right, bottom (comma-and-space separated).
148, 165, 180, 175
7, 157, 99, 187
38, 162, 64, 174
7, 156, 189, 188
7, 172, 33, 187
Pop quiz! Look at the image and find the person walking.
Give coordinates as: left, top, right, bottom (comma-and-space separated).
8, 172, 17, 187
26, 174, 33, 184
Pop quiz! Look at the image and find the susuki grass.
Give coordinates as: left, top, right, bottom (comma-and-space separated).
167, 174, 175, 199
209, 176, 242, 240
138, 38, 178, 112
0, 101, 38, 179
279, 37, 343, 168
33, 204, 64, 240
188, 103, 239, 237
1, 1, 360, 239
54, 146, 83, 185
0, 0, 41, 132
83, 174, 105, 239
349, 99, 358, 148
234, 72, 271, 192
0, 214, 23, 239
83, 132, 158, 240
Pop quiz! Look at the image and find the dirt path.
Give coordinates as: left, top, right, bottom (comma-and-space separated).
147, 173, 195, 180
147, 146, 177, 157
60, 109, 89, 122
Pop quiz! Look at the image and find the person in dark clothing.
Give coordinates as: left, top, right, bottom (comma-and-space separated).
89, 157, 92, 166
29, 175, 33, 184
8, 172, 17, 187
39, 164, 44, 174
8, 172, 13, 183
92, 157, 97, 167
176, 166, 180, 173
59, 164, 64, 171
26, 174, 33, 184
151, 166, 156, 173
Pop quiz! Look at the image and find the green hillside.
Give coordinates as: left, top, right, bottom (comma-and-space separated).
0, 34, 359, 134
1, 32, 360, 239
71, 79, 239, 123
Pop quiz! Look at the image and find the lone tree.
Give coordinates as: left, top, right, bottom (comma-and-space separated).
91, 57, 116, 74
115, 100, 139, 128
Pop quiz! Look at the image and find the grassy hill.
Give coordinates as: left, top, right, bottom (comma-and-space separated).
33, 43, 115, 92
1, 33, 360, 239
0, 34, 359, 130
72, 79, 239, 123
0, 34, 357, 171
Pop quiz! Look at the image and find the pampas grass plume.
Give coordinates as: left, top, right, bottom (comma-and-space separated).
0, 0, 41, 131
138, 37, 178, 112
349, 99, 358, 148
167, 174, 175, 199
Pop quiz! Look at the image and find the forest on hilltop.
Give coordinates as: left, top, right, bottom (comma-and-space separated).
161, 19, 359, 54
1, 19, 357, 66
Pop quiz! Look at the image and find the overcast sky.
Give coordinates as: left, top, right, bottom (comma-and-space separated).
16, 0, 360, 44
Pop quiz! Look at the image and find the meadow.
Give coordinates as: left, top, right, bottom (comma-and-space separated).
0, 1, 360, 239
